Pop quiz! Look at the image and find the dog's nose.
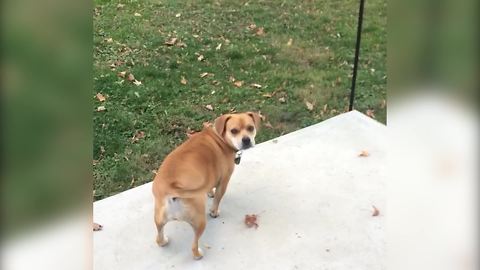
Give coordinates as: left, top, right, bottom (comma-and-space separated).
242, 137, 251, 145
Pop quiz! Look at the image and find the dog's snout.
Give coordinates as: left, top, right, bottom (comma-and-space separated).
242, 137, 251, 145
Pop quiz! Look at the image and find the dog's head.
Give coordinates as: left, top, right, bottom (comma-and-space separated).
214, 112, 261, 151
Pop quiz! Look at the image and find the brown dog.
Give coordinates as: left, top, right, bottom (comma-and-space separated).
152, 112, 261, 260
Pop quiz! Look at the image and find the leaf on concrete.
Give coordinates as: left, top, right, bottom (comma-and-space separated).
358, 150, 370, 157
372, 205, 380, 216
366, 109, 375, 118
244, 214, 259, 229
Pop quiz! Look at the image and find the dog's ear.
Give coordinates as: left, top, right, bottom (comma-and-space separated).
247, 112, 261, 130
214, 114, 231, 136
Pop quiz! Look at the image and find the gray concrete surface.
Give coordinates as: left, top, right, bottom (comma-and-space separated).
93, 110, 386, 270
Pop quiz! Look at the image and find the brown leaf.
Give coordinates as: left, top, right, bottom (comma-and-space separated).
305, 101, 314, 111
97, 106, 106, 112
244, 214, 259, 229
247, 23, 257, 30
105, 37, 113, 43
197, 54, 205, 61
117, 71, 127, 78
127, 73, 135, 82
131, 131, 145, 143
175, 13, 181, 18
233, 81, 244, 87
323, 104, 328, 112
205, 104, 214, 111
264, 121, 273, 129
96, 93, 106, 102
250, 83, 262, 89
93, 223, 103, 231
256, 27, 265, 36
200, 72, 209, 78
358, 150, 370, 157
366, 109, 375, 118
164, 37, 178, 46
372, 205, 380, 216
287, 38, 293, 46
278, 97, 286, 103
180, 76, 187, 85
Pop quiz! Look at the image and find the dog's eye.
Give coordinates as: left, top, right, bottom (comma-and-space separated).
247, 125, 255, 132
230, 128, 239, 135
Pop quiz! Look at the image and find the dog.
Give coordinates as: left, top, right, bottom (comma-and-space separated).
152, 112, 261, 260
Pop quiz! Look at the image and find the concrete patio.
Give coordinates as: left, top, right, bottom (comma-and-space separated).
93, 110, 387, 270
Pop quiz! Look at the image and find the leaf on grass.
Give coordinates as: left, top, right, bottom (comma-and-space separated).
323, 104, 328, 112
278, 97, 286, 103
358, 150, 370, 157
96, 93, 106, 102
176, 42, 187, 48
250, 83, 262, 89
247, 24, 257, 30
134, 12, 142, 17
372, 205, 380, 216
117, 71, 127, 78
233, 81, 243, 87
205, 104, 214, 111
256, 27, 265, 36
105, 37, 113, 43
164, 37, 178, 46
117, 3, 124, 9
366, 109, 375, 118
133, 80, 142, 86
97, 106, 106, 112
272, 139, 278, 144
380, 99, 386, 109
215, 43, 222, 50
200, 72, 209, 78
197, 54, 205, 61
287, 38, 293, 46
127, 73, 135, 82
305, 101, 314, 111
180, 76, 187, 85
244, 214, 259, 229
264, 121, 273, 129
131, 131, 145, 143
175, 13, 181, 18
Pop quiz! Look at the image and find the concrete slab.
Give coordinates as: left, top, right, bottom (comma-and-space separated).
93, 110, 387, 270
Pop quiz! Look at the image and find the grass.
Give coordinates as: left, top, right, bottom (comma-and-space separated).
93, 0, 386, 200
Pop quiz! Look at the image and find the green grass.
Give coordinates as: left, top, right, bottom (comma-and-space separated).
93, 0, 386, 200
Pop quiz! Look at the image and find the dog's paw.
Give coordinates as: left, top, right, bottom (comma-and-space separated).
193, 247, 204, 260
209, 210, 219, 218
156, 235, 169, 247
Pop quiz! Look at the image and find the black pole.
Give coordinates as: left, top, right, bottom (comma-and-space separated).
348, 0, 366, 111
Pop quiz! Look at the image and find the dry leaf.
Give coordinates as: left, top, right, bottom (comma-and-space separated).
133, 80, 142, 86
197, 54, 205, 61
272, 139, 278, 144
262, 93, 273, 98
278, 97, 286, 103
180, 76, 187, 85
175, 13, 181, 18
247, 24, 257, 30
97, 106, 106, 112
127, 73, 135, 82
366, 109, 375, 118
305, 101, 314, 111
380, 99, 386, 109
323, 104, 328, 112
164, 37, 177, 46
176, 42, 187, 48
228, 76, 236, 82
131, 131, 145, 143
93, 223, 103, 231
244, 214, 259, 229
256, 27, 265, 36
117, 71, 127, 78
215, 43, 222, 50
358, 150, 370, 157
134, 12, 142, 17
250, 83, 262, 89
96, 93, 106, 102
233, 81, 244, 87
287, 38, 293, 46
105, 37, 113, 43
372, 205, 380, 216
117, 3, 124, 8
200, 72, 209, 78
205, 104, 214, 111
264, 121, 273, 129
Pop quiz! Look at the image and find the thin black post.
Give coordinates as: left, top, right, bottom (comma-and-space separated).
349, 0, 366, 111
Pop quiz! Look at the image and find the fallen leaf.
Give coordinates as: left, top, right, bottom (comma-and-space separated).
96, 93, 106, 102
180, 76, 187, 85
175, 13, 181, 18
117, 71, 127, 78
287, 38, 293, 46
93, 223, 103, 231
366, 109, 375, 118
97, 106, 106, 112
133, 80, 142, 86
233, 81, 243, 87
215, 43, 222, 50
105, 37, 113, 43
197, 54, 205, 61
134, 12, 142, 17
272, 139, 278, 144
358, 150, 370, 157
131, 131, 145, 143
228, 76, 236, 82
250, 83, 262, 89
264, 121, 273, 129
256, 27, 265, 36
203, 243, 211, 249
200, 72, 209, 78
372, 205, 380, 216
262, 93, 273, 98
247, 23, 257, 30
380, 99, 386, 109
164, 37, 178, 46
323, 104, 328, 112
212, 80, 220, 85
117, 3, 124, 8
205, 104, 214, 111
244, 214, 259, 229
278, 97, 286, 103
127, 73, 135, 82
305, 101, 314, 111
176, 42, 187, 48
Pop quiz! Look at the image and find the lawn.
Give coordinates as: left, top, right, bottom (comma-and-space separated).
93, 0, 386, 200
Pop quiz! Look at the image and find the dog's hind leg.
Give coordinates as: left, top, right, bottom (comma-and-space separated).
154, 198, 169, 246
185, 197, 206, 260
